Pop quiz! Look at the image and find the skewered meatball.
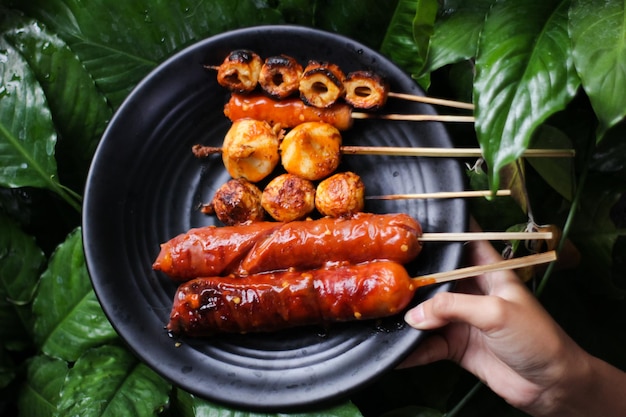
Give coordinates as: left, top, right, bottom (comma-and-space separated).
222, 119, 281, 183
213, 49, 263, 93
315, 171, 365, 218
279, 121, 342, 181
299, 61, 346, 108
205, 178, 265, 225
261, 173, 316, 222
343, 71, 389, 110
259, 55, 303, 99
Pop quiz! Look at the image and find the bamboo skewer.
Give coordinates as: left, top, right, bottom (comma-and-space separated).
341, 146, 575, 158
412, 250, 557, 287
192, 144, 575, 159
367, 190, 511, 200
418, 231, 553, 242
351, 112, 475, 123
387, 92, 475, 110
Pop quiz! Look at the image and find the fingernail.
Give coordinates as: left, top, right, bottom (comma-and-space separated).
404, 304, 426, 329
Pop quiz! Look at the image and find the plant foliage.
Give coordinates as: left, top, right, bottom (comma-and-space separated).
1, 1, 625, 416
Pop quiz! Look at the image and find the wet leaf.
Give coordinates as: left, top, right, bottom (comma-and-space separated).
569, 0, 626, 138
55, 345, 170, 417
426, 0, 494, 72
3, 14, 112, 190
15, 0, 283, 109
32, 228, 117, 361
18, 355, 68, 417
0, 213, 45, 350
474, 0, 580, 190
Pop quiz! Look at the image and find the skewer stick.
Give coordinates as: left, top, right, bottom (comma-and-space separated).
367, 190, 511, 200
351, 112, 475, 123
192, 144, 575, 159
418, 231, 553, 242
387, 92, 475, 110
341, 146, 575, 158
412, 250, 557, 287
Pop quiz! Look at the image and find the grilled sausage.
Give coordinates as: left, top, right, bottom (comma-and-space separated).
223, 93, 354, 131
154, 213, 422, 280
152, 222, 282, 281
238, 212, 422, 275
167, 261, 416, 336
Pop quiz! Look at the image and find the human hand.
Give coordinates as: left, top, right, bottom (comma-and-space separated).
400, 220, 626, 416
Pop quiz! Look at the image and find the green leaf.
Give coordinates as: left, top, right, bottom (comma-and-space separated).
174, 389, 364, 417
0, 346, 16, 389
569, 0, 626, 138
32, 228, 118, 361
55, 345, 170, 417
312, 0, 399, 50
0, 23, 58, 190
381, 0, 437, 86
473, 0, 580, 191
381, 406, 443, 417
18, 355, 69, 417
527, 125, 575, 201
16, 0, 283, 109
0, 213, 45, 350
426, 0, 494, 72
3, 13, 112, 190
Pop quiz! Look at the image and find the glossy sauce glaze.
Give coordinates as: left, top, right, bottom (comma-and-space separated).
238, 212, 422, 275
224, 93, 354, 130
167, 261, 416, 336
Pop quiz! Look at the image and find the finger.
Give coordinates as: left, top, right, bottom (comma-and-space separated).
405, 291, 509, 333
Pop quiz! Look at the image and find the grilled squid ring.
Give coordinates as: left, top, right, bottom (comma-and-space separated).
259, 55, 303, 99
343, 71, 389, 110
299, 61, 346, 108
214, 49, 263, 93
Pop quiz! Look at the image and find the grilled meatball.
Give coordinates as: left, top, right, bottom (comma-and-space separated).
207, 178, 265, 225
279, 121, 342, 181
221, 119, 281, 183
261, 173, 316, 222
315, 171, 365, 218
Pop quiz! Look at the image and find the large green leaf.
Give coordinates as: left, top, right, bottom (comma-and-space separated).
425, 0, 495, 72
55, 345, 170, 417
473, 0, 580, 190
174, 389, 364, 417
0, 21, 58, 191
381, 0, 438, 86
0, 213, 45, 350
15, 0, 283, 109
18, 355, 68, 417
569, 0, 626, 138
3, 13, 112, 190
32, 228, 117, 361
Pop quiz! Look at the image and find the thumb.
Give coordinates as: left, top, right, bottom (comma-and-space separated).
405, 291, 504, 332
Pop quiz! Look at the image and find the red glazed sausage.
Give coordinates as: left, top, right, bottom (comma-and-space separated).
152, 222, 282, 281
223, 93, 354, 131
238, 212, 422, 275
167, 261, 416, 336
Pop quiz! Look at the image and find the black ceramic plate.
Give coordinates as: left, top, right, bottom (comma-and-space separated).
83, 26, 467, 412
